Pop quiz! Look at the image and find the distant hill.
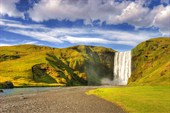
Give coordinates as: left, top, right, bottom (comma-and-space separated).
0, 45, 115, 87
129, 37, 170, 85
0, 37, 169, 87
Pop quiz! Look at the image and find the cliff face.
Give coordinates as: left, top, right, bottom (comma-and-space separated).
32, 46, 116, 86
67, 45, 115, 85
0, 45, 115, 86
129, 37, 170, 85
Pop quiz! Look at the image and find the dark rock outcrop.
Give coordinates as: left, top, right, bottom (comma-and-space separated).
32, 63, 58, 83
2, 81, 14, 89
0, 54, 20, 62
0, 89, 3, 93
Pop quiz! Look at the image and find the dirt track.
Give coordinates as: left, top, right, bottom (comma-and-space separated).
0, 87, 125, 113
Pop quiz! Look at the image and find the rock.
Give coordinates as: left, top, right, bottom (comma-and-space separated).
32, 63, 58, 83
11, 105, 15, 107
0, 89, 3, 93
3, 81, 14, 89
20, 96, 27, 99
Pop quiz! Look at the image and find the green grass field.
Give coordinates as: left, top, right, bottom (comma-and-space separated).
87, 86, 170, 113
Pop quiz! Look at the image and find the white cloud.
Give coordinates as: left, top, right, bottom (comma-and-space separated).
60, 35, 112, 44
0, 19, 47, 29
0, 0, 169, 36
7, 29, 63, 43
22, 41, 38, 45
0, 41, 38, 47
28, 0, 170, 36
61, 35, 138, 46
0, 44, 12, 46
0, 19, 161, 47
111, 2, 151, 27
0, 0, 23, 18
153, 5, 170, 36
0, 38, 16, 42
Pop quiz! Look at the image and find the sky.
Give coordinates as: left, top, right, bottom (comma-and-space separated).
0, 0, 170, 51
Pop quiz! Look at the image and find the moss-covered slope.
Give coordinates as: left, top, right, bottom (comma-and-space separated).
129, 37, 170, 85
0, 45, 115, 86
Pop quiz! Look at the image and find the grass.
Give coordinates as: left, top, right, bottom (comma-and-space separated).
129, 37, 170, 85
0, 47, 51, 86
0, 44, 115, 86
87, 86, 170, 113
0, 38, 169, 87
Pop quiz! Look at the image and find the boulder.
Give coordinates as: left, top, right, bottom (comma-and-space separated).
0, 89, 3, 93
3, 81, 14, 89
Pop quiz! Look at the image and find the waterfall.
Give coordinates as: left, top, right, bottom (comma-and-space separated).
113, 51, 131, 85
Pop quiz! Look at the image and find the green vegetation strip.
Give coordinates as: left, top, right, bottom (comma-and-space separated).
86, 86, 170, 113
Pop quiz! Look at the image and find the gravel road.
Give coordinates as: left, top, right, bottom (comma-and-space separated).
0, 87, 125, 113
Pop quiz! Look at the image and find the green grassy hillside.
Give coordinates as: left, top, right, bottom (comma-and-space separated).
0, 45, 115, 87
86, 38, 170, 113
1, 37, 169, 87
129, 37, 170, 85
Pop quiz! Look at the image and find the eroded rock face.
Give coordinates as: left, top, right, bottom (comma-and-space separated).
32, 63, 58, 83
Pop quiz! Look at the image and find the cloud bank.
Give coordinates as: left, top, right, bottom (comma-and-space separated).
0, 0, 169, 36
28, 0, 170, 35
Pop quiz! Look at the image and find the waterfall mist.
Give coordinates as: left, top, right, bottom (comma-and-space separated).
113, 51, 131, 85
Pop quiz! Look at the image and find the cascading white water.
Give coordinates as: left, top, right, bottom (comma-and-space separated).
113, 51, 131, 85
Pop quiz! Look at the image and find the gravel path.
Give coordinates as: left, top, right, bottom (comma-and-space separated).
0, 87, 125, 113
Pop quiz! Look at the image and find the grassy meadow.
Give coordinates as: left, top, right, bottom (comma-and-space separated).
0, 44, 115, 87
0, 45, 56, 87
87, 86, 170, 113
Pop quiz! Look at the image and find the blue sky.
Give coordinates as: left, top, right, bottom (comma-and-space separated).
0, 0, 170, 51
